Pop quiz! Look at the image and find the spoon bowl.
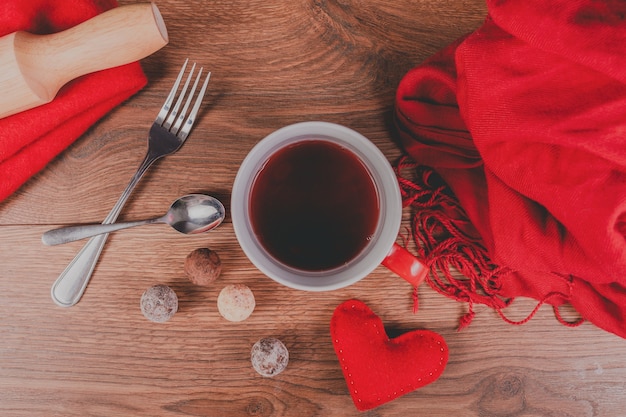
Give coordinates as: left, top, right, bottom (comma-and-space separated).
166, 194, 225, 234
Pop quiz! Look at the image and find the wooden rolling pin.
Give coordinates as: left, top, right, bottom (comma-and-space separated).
0, 2, 169, 119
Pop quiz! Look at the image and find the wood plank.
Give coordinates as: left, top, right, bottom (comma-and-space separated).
2, 1, 625, 416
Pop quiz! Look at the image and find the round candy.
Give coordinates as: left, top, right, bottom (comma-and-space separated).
140, 284, 178, 323
251, 337, 289, 377
184, 247, 221, 286
217, 284, 255, 322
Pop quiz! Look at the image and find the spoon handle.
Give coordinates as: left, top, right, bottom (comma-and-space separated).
42, 218, 161, 246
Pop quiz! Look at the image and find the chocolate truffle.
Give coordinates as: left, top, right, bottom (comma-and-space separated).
217, 284, 255, 322
251, 337, 289, 377
140, 284, 178, 323
184, 248, 222, 286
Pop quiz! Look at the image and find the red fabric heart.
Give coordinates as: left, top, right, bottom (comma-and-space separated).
330, 299, 448, 411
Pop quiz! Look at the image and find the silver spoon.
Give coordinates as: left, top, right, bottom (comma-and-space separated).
42, 194, 225, 246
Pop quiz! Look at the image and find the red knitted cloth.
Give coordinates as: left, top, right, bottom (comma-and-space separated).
0, 0, 147, 202
395, 0, 626, 338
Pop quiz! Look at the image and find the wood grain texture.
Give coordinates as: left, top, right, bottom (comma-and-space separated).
1, 1, 625, 416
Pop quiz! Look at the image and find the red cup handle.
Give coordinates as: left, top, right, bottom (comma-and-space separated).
382, 242, 428, 287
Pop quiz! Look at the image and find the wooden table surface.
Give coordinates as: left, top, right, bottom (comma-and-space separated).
2, 1, 625, 416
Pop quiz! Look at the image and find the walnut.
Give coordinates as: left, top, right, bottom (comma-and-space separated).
184, 248, 222, 285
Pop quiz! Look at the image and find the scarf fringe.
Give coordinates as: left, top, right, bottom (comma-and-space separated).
394, 155, 583, 330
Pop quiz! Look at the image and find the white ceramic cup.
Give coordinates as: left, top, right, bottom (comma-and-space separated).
231, 121, 404, 291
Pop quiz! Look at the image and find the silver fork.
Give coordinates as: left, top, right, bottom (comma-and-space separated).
50, 59, 211, 307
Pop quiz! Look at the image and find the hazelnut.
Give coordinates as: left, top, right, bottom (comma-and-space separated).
251, 337, 289, 377
217, 284, 255, 322
140, 284, 178, 323
184, 248, 221, 285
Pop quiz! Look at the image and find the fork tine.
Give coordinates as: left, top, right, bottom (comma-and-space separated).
155, 59, 188, 125
164, 62, 196, 129
171, 67, 203, 135
178, 71, 211, 139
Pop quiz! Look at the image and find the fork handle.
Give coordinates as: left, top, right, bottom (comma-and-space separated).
51, 151, 158, 307
50, 233, 111, 307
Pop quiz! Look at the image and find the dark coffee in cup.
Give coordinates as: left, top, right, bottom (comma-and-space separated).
249, 139, 379, 271
231, 122, 402, 291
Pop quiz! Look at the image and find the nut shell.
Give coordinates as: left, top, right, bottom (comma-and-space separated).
184, 248, 221, 286
251, 337, 289, 377
217, 284, 255, 322
140, 284, 178, 323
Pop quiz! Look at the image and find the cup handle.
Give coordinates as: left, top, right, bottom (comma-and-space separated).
382, 242, 428, 287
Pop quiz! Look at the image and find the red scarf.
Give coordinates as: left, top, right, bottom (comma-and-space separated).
395, 0, 626, 338
0, 0, 147, 202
